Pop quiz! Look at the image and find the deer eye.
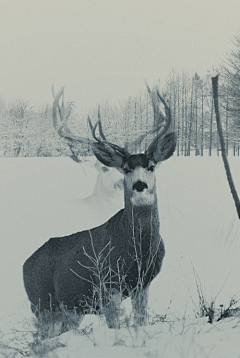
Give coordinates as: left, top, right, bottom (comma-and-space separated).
101, 166, 109, 173
124, 168, 132, 174
148, 166, 155, 172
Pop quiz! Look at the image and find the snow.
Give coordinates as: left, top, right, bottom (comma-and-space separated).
0, 154, 240, 357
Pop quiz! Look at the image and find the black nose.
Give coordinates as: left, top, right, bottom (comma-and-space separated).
133, 181, 148, 192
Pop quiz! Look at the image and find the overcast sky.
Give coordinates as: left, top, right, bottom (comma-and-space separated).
1, 0, 240, 112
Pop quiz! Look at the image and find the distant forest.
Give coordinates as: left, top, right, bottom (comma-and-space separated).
1, 37, 240, 158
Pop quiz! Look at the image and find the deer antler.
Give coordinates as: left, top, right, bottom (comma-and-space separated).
144, 85, 173, 157
127, 83, 172, 152
52, 85, 173, 162
52, 86, 97, 163
144, 82, 172, 137
53, 87, 130, 161
88, 106, 106, 141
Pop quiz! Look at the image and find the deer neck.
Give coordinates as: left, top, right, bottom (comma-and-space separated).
122, 188, 160, 237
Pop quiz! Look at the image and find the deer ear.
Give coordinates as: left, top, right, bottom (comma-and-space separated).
92, 143, 124, 169
148, 132, 176, 163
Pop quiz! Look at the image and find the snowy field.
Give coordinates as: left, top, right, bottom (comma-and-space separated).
0, 154, 240, 357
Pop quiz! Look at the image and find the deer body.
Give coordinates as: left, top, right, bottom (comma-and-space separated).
23, 86, 176, 329
24, 202, 163, 314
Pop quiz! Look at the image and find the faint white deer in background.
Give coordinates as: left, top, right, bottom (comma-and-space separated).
80, 160, 124, 223
23, 84, 176, 331
51, 88, 124, 229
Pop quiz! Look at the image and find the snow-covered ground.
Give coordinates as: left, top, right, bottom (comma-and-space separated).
0, 154, 240, 357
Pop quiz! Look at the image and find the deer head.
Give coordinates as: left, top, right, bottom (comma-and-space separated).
52, 85, 176, 207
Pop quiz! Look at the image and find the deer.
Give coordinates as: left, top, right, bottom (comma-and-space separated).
51, 87, 124, 229
23, 85, 176, 331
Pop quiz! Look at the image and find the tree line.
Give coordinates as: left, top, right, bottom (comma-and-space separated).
1, 35, 240, 158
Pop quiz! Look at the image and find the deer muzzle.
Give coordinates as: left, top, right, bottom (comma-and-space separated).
133, 181, 148, 192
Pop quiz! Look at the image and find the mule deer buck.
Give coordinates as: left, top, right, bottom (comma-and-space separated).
23, 85, 176, 330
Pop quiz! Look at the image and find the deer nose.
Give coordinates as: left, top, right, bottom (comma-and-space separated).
133, 181, 148, 192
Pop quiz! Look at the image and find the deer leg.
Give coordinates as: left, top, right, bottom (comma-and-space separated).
59, 307, 83, 334
131, 287, 149, 326
104, 292, 122, 329
35, 306, 83, 338
43, 314, 83, 337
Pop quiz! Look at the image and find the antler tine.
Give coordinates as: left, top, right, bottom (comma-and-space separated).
146, 82, 171, 135
91, 120, 101, 142
145, 82, 162, 123
52, 85, 67, 128
52, 86, 65, 130
129, 83, 172, 152
145, 81, 164, 121
88, 106, 106, 142
145, 88, 173, 157
155, 89, 172, 136
52, 87, 97, 165
97, 106, 107, 141
87, 115, 93, 132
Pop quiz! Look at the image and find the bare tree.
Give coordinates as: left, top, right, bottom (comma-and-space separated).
212, 75, 240, 219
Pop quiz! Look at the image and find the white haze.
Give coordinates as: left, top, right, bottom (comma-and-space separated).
0, 0, 240, 111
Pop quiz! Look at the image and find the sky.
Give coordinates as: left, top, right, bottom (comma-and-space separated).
0, 0, 240, 113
